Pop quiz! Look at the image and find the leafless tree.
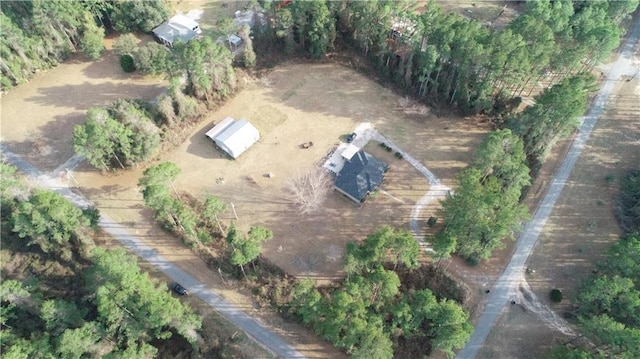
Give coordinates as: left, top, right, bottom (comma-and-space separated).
287, 168, 333, 214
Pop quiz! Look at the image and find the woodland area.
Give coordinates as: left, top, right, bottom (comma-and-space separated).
0, 163, 203, 358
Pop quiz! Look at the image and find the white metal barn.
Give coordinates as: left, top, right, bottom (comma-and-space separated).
205, 117, 260, 159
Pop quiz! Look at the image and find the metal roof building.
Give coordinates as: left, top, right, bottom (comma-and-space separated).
205, 117, 260, 159
152, 14, 202, 46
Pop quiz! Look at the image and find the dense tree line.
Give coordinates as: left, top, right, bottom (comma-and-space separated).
430, 63, 595, 264
431, 129, 530, 262
505, 73, 596, 169
112, 32, 237, 101
0, 162, 201, 358
289, 226, 472, 358
0, 0, 171, 91
138, 162, 201, 243
138, 162, 272, 278
261, 0, 635, 116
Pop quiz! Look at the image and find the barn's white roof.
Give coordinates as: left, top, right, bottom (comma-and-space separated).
206, 118, 259, 159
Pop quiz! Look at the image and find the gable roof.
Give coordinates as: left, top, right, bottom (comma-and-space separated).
152, 14, 202, 45
335, 151, 388, 203
206, 118, 260, 159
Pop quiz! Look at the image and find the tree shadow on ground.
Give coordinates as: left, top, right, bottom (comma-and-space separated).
25, 81, 165, 111
1, 111, 85, 172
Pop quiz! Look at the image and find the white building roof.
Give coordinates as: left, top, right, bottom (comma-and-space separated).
205, 117, 234, 140
152, 14, 202, 45
341, 144, 360, 160
229, 34, 242, 46
171, 14, 201, 34
206, 118, 259, 159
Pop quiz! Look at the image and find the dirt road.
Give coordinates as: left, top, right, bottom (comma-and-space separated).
0, 147, 306, 359
456, 18, 640, 359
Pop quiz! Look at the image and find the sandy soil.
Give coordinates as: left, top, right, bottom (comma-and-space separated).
0, 41, 489, 354
72, 61, 489, 281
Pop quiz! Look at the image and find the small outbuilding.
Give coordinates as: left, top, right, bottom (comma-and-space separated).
152, 14, 202, 47
205, 117, 260, 159
228, 34, 243, 49
335, 151, 388, 203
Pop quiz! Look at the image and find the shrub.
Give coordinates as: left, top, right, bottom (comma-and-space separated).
550, 288, 563, 302
197, 230, 213, 245
604, 174, 615, 184
465, 256, 479, 266
379, 143, 393, 152
136, 42, 173, 75
395, 151, 403, 159
427, 216, 438, 227
113, 33, 138, 57
82, 206, 101, 229
120, 54, 136, 73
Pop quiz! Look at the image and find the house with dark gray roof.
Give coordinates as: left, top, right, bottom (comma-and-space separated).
334, 151, 388, 203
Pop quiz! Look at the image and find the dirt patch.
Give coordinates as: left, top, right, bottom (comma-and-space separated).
67, 61, 488, 354
434, 1, 523, 30
477, 302, 570, 359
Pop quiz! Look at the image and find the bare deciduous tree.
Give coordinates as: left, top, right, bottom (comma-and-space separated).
287, 168, 333, 214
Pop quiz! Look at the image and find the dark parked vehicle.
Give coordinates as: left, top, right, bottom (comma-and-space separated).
173, 283, 188, 295
347, 132, 357, 143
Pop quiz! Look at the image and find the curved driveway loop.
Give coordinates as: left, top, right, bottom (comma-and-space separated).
457, 18, 640, 359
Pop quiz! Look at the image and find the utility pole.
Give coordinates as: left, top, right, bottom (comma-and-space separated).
231, 202, 238, 219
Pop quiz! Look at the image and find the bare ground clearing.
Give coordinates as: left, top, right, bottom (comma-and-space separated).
69, 61, 489, 355
159, 62, 489, 280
